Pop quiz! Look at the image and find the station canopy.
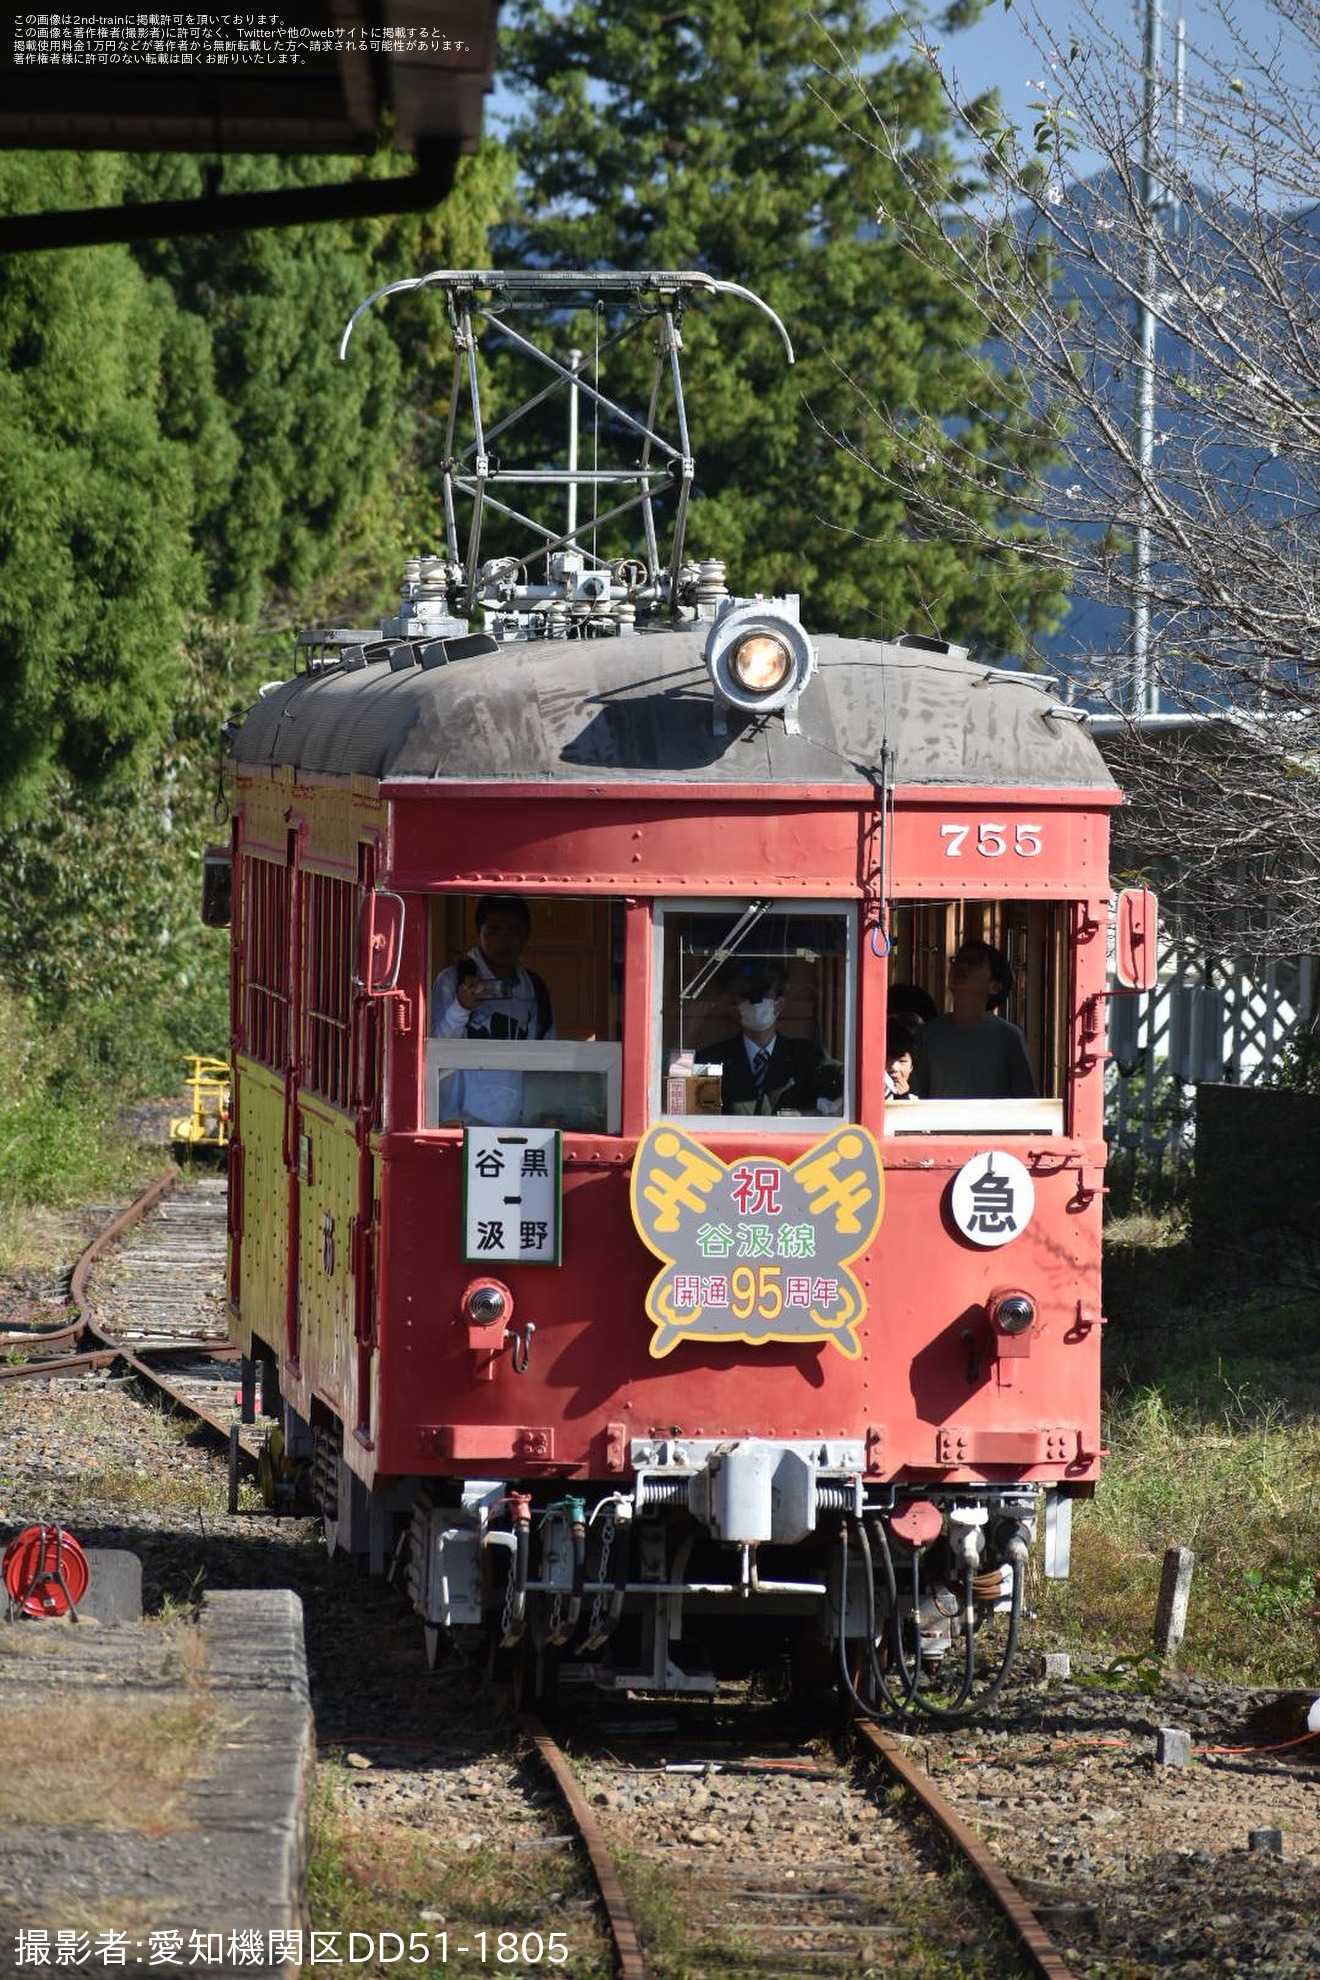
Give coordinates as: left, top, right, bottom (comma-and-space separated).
0, 1, 501, 249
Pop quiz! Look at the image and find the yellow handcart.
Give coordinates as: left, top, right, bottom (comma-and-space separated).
169, 1055, 231, 1150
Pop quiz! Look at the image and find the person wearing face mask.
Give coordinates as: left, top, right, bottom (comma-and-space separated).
701, 969, 826, 1116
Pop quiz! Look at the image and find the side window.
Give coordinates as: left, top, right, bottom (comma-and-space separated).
655, 902, 852, 1124
884, 901, 1069, 1134
425, 893, 623, 1131
302, 869, 354, 1109
240, 853, 290, 1070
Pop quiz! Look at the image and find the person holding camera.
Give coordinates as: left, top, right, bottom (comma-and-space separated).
430, 894, 555, 1124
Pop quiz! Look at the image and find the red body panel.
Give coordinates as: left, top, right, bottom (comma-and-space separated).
230, 767, 1116, 1509
367, 1134, 1103, 1485
385, 786, 1115, 898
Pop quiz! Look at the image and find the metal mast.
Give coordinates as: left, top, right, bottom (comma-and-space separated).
1132, 1, 1184, 716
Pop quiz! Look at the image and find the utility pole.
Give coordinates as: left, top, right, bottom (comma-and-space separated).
1132, 0, 1184, 717
566, 347, 582, 548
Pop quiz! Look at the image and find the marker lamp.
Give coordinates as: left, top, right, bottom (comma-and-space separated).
463, 1279, 511, 1328
990, 1291, 1036, 1337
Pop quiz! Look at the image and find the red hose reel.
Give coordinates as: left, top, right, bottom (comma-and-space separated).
2, 1524, 89, 1618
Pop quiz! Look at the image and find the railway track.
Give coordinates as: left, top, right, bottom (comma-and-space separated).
4, 1177, 1316, 1978
0, 1171, 254, 1456
1, 1173, 1090, 1980
531, 1694, 1080, 1980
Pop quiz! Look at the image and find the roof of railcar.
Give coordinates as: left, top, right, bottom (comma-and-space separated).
229, 626, 1117, 794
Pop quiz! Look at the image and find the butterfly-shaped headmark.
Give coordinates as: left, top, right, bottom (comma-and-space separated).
630, 1122, 885, 1359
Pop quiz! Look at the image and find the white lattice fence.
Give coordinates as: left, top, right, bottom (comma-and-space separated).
1106, 942, 1317, 1169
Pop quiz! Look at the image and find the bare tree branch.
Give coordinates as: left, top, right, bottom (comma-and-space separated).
817, 2, 1320, 957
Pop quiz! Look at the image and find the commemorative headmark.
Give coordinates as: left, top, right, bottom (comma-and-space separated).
629, 1123, 884, 1359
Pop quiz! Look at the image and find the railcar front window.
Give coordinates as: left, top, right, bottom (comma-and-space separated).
425, 893, 624, 1132
884, 899, 1069, 1135
654, 902, 853, 1125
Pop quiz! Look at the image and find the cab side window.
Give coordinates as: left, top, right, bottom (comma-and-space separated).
425, 894, 623, 1131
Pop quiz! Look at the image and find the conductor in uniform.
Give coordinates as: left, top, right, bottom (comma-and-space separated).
702, 968, 825, 1116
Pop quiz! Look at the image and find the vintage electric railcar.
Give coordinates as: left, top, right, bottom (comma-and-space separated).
218, 272, 1154, 1713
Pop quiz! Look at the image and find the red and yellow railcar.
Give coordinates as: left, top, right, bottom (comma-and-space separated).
217, 273, 1153, 1712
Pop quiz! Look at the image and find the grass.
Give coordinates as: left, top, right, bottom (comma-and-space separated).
0, 1608, 214, 1841
1033, 1207, 1320, 1686
308, 1769, 614, 1979
604, 1850, 764, 1980
0, 1107, 159, 1278
0, 1690, 215, 1835
0, 988, 168, 1276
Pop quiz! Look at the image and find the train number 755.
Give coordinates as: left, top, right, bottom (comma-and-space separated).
941, 822, 1042, 858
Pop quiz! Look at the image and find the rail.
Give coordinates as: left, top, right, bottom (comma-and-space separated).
853, 1718, 1081, 1980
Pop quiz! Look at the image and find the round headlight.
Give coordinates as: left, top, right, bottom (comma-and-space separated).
703, 600, 816, 716
730, 632, 792, 695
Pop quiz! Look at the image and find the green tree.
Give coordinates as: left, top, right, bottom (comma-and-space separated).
0, 144, 514, 829
0, 142, 515, 1092
0, 153, 202, 819
498, 0, 1063, 649
125, 144, 516, 623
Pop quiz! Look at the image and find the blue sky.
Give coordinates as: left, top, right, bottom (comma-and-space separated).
925, 0, 1248, 155
930, 0, 1149, 130
489, 3, 1242, 155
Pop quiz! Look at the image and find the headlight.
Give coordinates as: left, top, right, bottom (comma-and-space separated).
704, 599, 816, 717
730, 632, 793, 694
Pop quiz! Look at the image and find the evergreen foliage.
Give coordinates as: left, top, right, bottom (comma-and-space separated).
0, 154, 201, 817
0, 634, 233, 1091
498, 0, 1065, 647
122, 147, 514, 621
0, 143, 513, 1092
0, 985, 141, 1214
